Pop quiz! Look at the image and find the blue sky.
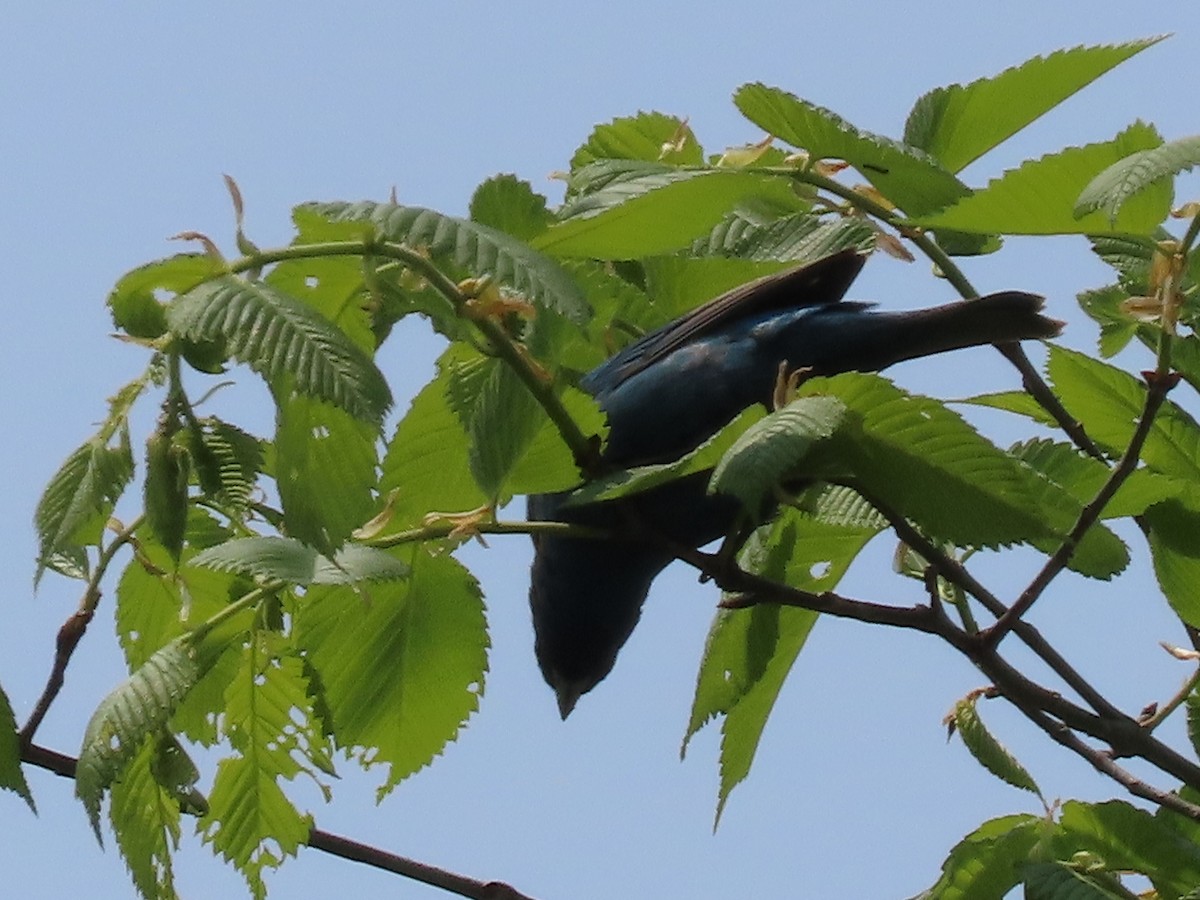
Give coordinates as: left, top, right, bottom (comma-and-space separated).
3, 4, 1200, 898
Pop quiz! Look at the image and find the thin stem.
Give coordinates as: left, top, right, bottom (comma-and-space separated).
366, 517, 606, 550
1142, 663, 1200, 733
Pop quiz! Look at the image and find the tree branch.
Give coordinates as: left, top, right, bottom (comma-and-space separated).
18, 742, 540, 900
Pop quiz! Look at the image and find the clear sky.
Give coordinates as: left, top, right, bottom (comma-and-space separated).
3, 4, 1199, 898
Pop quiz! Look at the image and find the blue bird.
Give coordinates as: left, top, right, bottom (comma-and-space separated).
529, 250, 1061, 718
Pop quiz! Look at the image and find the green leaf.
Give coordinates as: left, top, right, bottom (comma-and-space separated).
504, 384, 607, 495
273, 393, 378, 553
189, 417, 264, 514
710, 395, 846, 511
1022, 861, 1130, 900
469, 174, 554, 240
1189, 689, 1200, 764
108, 734, 186, 900
1057, 799, 1200, 894
77, 638, 207, 838
1077, 285, 1142, 358
302, 200, 590, 325
920, 814, 1043, 899
734, 82, 968, 217
35, 427, 134, 585
1076, 134, 1200, 223
169, 276, 392, 424
1048, 346, 1200, 484
951, 697, 1041, 796
199, 646, 320, 899
377, 347, 489, 532
108, 253, 225, 339
295, 550, 487, 797
190, 537, 408, 585
1143, 500, 1200, 628
0, 685, 33, 811
460, 357, 546, 498
916, 122, 1171, 235
535, 166, 801, 258
143, 414, 190, 565
904, 38, 1164, 172
692, 208, 875, 262
570, 111, 704, 170
1011, 438, 1178, 519
683, 507, 881, 825
956, 390, 1062, 428
642, 255, 791, 322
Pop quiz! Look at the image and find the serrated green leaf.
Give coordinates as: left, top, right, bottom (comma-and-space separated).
0, 685, 34, 811
190, 536, 408, 585
200, 647, 319, 899
190, 417, 264, 513
692, 208, 875, 262
536, 167, 801, 258
916, 122, 1170, 235
1022, 861, 1129, 900
918, 814, 1043, 900
571, 111, 704, 170
505, 384, 607, 495
77, 638, 207, 839
904, 38, 1164, 172
35, 427, 135, 585
302, 200, 590, 325
108, 734, 184, 900
956, 390, 1062, 427
377, 347, 489, 533
1011, 438, 1178, 519
1143, 500, 1200, 628
952, 697, 1041, 796
273, 392, 378, 553
683, 507, 881, 826
469, 174, 553, 240
1048, 346, 1200, 484
735, 83, 969, 216
169, 276, 392, 424
1057, 799, 1200, 894
710, 395, 846, 510
265, 253, 376, 352
143, 415, 190, 565
1076, 134, 1200, 223
294, 550, 487, 797
1077, 285, 1142, 357
108, 253, 225, 339
463, 358, 546, 498
1188, 691, 1200, 775
642, 255, 791, 323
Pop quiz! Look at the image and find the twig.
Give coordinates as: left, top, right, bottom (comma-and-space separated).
986, 369, 1176, 646
19, 742, 540, 900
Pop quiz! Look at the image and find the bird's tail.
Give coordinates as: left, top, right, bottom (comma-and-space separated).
821, 291, 1062, 373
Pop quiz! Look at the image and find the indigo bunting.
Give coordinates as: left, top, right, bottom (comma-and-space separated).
529, 250, 1060, 717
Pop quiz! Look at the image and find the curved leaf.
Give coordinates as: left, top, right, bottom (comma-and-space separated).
692, 209, 875, 262
570, 111, 704, 170
190, 537, 408, 586
168, 276, 392, 425
1076, 134, 1200, 224
303, 200, 589, 325
951, 697, 1041, 796
76, 638, 205, 838
0, 685, 33, 811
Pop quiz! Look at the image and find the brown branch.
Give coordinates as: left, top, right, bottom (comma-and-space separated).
996, 342, 1105, 460
986, 370, 1175, 646
19, 742, 539, 900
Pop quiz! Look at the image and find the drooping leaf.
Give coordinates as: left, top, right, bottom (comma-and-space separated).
570, 111, 704, 171
504, 384, 607, 495
301, 201, 590, 325
108, 734, 187, 900
35, 426, 135, 585
1143, 500, 1200, 628
536, 166, 801, 259
710, 395, 847, 511
904, 38, 1164, 172
188, 417, 264, 514
77, 638, 207, 838
915, 122, 1170, 235
919, 814, 1044, 900
143, 412, 190, 565
692, 208, 875, 262
0, 685, 33, 811
294, 550, 488, 798
199, 647, 320, 899
683, 507, 881, 826
1076, 134, 1200, 224
190, 537, 408, 585
273, 392, 378, 553
168, 276, 392, 425
950, 697, 1041, 796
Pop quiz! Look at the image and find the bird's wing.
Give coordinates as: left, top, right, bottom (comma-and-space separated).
583, 249, 866, 392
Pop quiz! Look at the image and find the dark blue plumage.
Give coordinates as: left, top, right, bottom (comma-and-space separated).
529, 250, 1060, 717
